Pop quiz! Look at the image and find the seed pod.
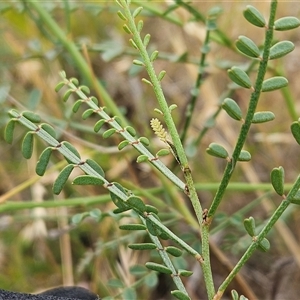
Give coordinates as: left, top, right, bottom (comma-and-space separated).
243, 5, 266, 27
243, 216, 256, 237
228, 66, 252, 89
269, 41, 295, 60
274, 16, 300, 31
270, 166, 285, 196
53, 164, 74, 194
262, 77, 288, 92
236, 35, 260, 58
222, 98, 243, 121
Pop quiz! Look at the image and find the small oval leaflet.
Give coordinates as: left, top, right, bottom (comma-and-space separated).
73, 175, 104, 186
136, 155, 148, 163
137, 20, 144, 32
118, 140, 129, 151
21, 132, 34, 159
128, 243, 157, 250
41, 123, 56, 139
291, 120, 300, 145
139, 136, 150, 146
243, 216, 256, 237
127, 196, 146, 214
55, 81, 65, 92
269, 41, 295, 60
274, 16, 300, 31
243, 5, 266, 27
270, 166, 285, 196
178, 269, 193, 277
117, 10, 127, 21
257, 237, 270, 252
63, 89, 73, 102
123, 24, 132, 34
102, 128, 116, 139
36, 147, 53, 176
85, 158, 105, 177
143, 33, 151, 47
133, 59, 145, 66
145, 204, 158, 215
126, 126, 136, 137
158, 70, 166, 81
62, 141, 81, 161
145, 262, 172, 275
69, 77, 79, 86
261, 76, 288, 92
236, 35, 260, 58
78, 85, 90, 94
22, 111, 41, 123
72, 100, 83, 113
150, 50, 159, 62
119, 224, 146, 231
82, 108, 94, 120
132, 6, 143, 18
146, 218, 162, 236
94, 119, 106, 133
165, 246, 183, 257
171, 290, 191, 300
4, 119, 15, 144
53, 164, 74, 195
228, 66, 252, 89
222, 98, 243, 121
156, 149, 170, 157
206, 143, 229, 159
110, 182, 129, 211
252, 111, 275, 123
238, 150, 251, 162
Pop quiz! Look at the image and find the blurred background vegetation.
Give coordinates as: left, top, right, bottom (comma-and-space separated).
1, 1, 300, 299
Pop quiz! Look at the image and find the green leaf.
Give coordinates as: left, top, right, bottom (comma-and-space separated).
252, 111, 275, 123
243, 5, 266, 27
69, 77, 78, 85
53, 164, 74, 194
238, 150, 251, 162
132, 6, 143, 18
21, 132, 34, 159
22, 111, 41, 123
103, 128, 116, 138
107, 278, 124, 288
145, 205, 158, 215
82, 108, 94, 120
143, 33, 151, 47
257, 237, 270, 252
94, 119, 106, 133
145, 262, 172, 275
243, 216, 256, 237
139, 137, 150, 146
36, 147, 52, 176
128, 243, 157, 250
55, 81, 65, 92
79, 85, 90, 94
178, 269, 193, 277
85, 158, 105, 177
117, 10, 127, 20
119, 224, 146, 231
110, 183, 129, 211
129, 265, 148, 276
125, 126, 136, 136
40, 123, 56, 138
171, 290, 191, 300
291, 191, 300, 205
4, 119, 15, 144
72, 100, 83, 113
269, 41, 295, 60
62, 89, 73, 102
156, 149, 170, 157
158, 70, 166, 81
228, 67, 252, 89
274, 16, 300, 31
127, 196, 146, 214
231, 290, 239, 300
236, 35, 260, 58
133, 59, 145, 66
206, 143, 229, 159
291, 120, 300, 145
261, 76, 288, 92
165, 246, 182, 257
62, 141, 81, 160
73, 175, 104, 186
137, 20, 143, 32
222, 98, 243, 121
137, 155, 148, 163
118, 140, 130, 150
150, 50, 159, 62
270, 166, 285, 196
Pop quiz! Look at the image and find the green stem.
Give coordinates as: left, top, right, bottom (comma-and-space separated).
25, 1, 128, 126
216, 174, 300, 297
208, 0, 278, 219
